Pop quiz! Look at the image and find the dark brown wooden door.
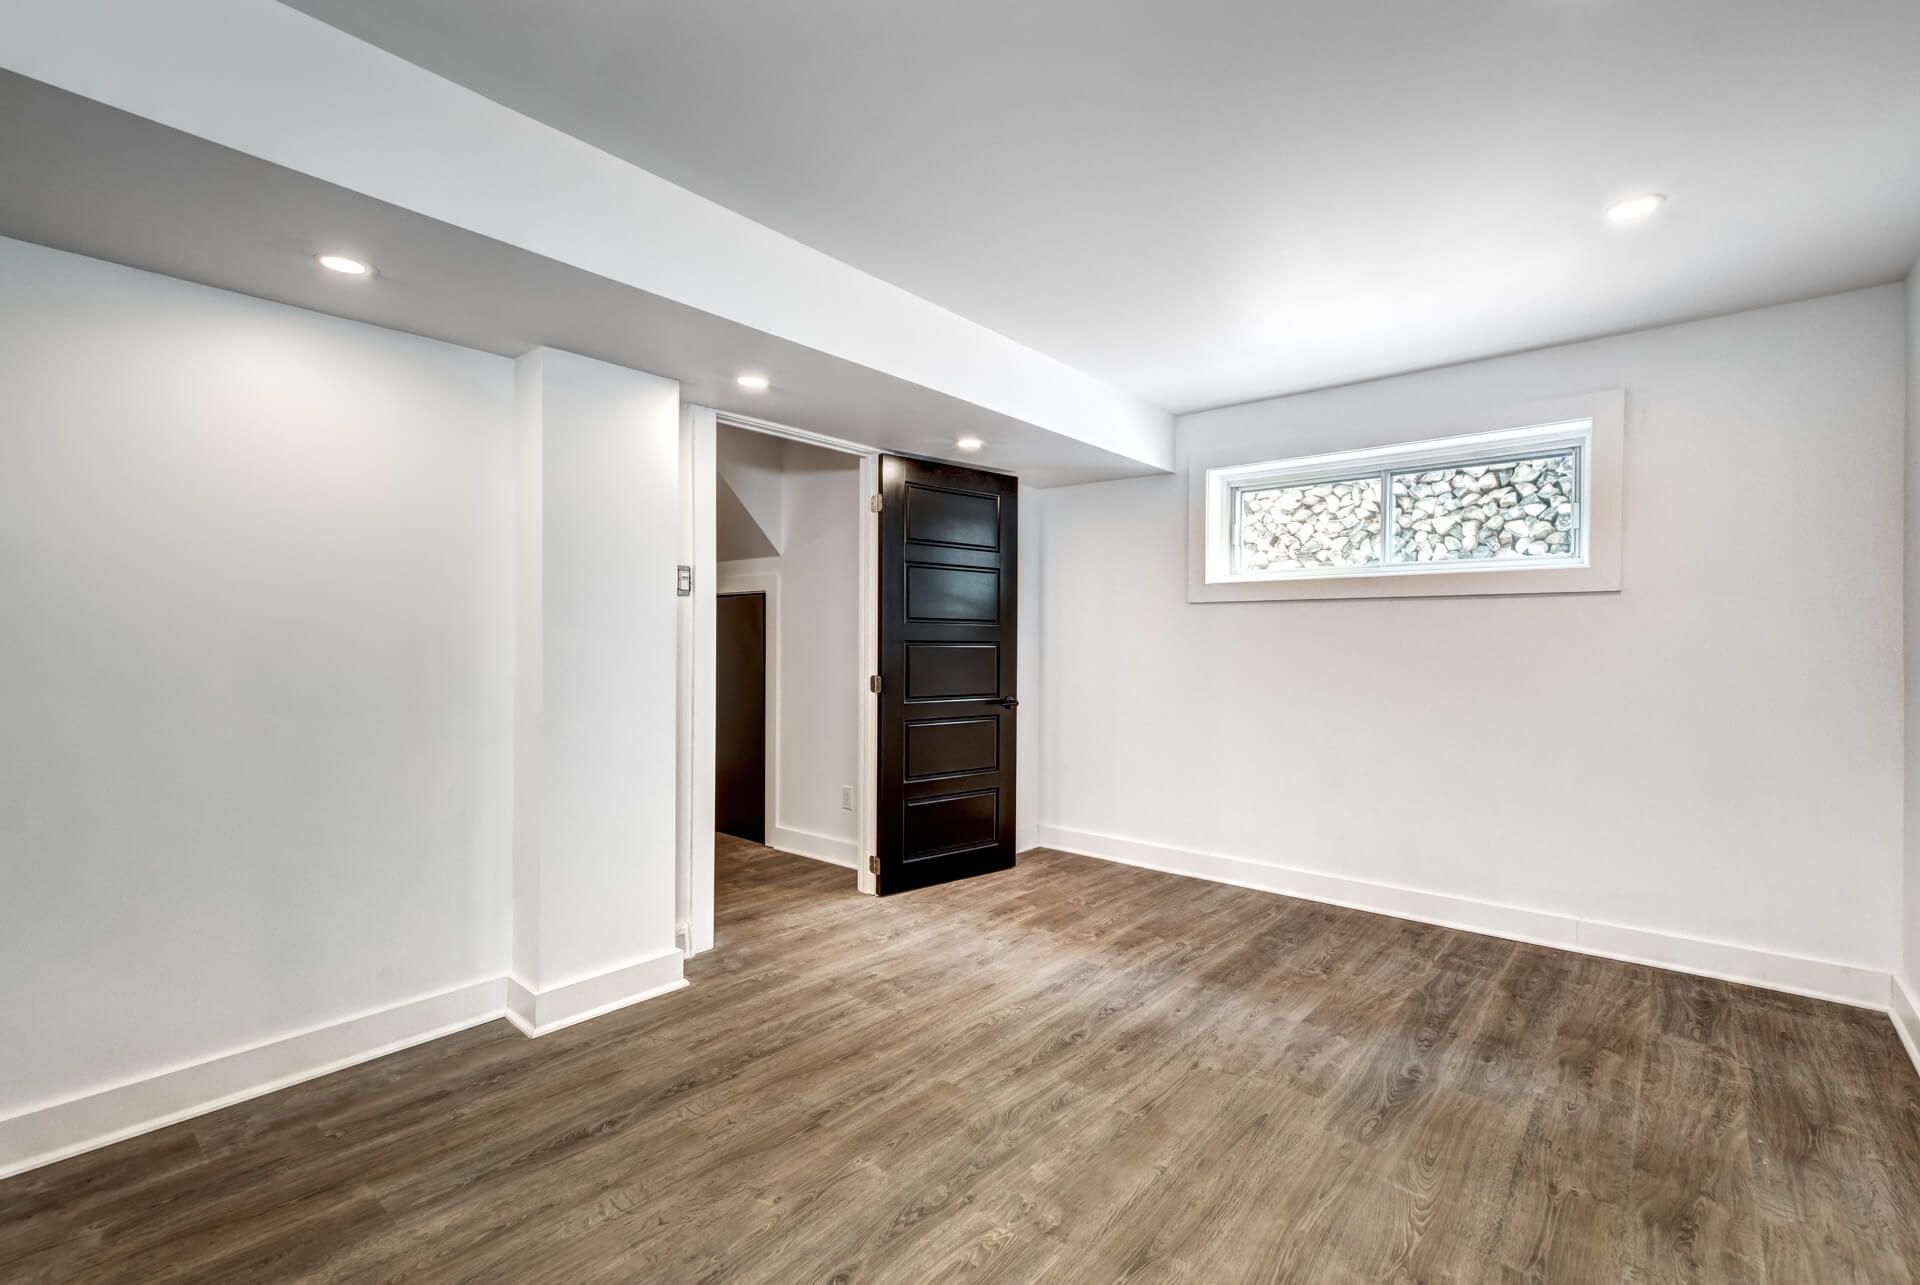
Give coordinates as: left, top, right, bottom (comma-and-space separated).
716, 591, 766, 844
877, 455, 1017, 894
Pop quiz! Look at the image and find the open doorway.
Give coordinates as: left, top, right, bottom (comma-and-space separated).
679, 409, 1022, 954
705, 419, 871, 922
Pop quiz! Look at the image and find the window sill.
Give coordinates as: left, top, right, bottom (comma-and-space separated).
1193, 560, 1618, 602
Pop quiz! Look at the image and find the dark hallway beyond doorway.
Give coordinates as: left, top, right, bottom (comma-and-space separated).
715, 591, 766, 843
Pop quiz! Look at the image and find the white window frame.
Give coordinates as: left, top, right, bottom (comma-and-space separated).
1187, 390, 1623, 603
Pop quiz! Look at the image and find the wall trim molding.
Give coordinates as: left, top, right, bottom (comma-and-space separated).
0, 977, 506, 1181
504, 948, 687, 1038
1892, 974, 1920, 1081
767, 823, 859, 869
1035, 825, 1892, 1011
1, 951, 690, 1180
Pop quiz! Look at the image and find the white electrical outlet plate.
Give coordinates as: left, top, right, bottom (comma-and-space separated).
840, 785, 854, 811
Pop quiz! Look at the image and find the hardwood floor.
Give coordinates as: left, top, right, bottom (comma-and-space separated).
5, 839, 1918, 1282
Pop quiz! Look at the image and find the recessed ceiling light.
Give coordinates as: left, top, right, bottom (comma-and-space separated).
317, 253, 370, 276
736, 374, 770, 391
1605, 194, 1665, 224
955, 436, 984, 453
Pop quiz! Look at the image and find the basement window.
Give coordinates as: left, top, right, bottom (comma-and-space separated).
1190, 397, 1622, 602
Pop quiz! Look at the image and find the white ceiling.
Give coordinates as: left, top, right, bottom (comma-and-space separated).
0, 72, 1158, 487
281, 0, 1920, 413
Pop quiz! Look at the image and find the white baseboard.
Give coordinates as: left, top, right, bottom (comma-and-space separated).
1892, 974, 1920, 1081
504, 948, 687, 1038
1035, 825, 1892, 1011
1, 949, 690, 1181
0, 977, 506, 1181
767, 823, 858, 869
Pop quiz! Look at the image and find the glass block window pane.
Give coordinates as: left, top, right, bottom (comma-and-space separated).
1235, 475, 1382, 573
1388, 452, 1577, 564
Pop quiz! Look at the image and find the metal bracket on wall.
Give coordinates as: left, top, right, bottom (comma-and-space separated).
870, 494, 884, 512
677, 565, 693, 596
870, 674, 883, 694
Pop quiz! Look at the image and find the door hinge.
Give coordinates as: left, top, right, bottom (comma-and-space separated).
868, 854, 880, 875
676, 564, 693, 596
869, 674, 883, 694
870, 493, 884, 513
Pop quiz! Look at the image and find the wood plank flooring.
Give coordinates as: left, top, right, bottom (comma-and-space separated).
4, 839, 1918, 1282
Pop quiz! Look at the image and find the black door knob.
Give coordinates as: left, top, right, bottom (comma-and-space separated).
995, 697, 1019, 709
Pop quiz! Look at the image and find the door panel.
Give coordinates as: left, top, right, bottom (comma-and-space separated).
905, 642, 999, 701
903, 789, 999, 860
905, 717, 999, 781
878, 456, 1017, 894
905, 564, 1000, 622
904, 485, 1002, 549
715, 592, 766, 844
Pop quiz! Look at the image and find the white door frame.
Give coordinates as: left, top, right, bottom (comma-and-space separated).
678, 407, 879, 957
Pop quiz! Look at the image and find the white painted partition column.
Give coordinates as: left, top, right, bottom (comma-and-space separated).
509, 349, 687, 1034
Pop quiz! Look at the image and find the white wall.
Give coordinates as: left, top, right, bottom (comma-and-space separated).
1903, 267, 1920, 1034
717, 437, 862, 863
1017, 482, 1043, 853
715, 427, 785, 561
1037, 286, 1907, 1001
0, 237, 514, 1119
